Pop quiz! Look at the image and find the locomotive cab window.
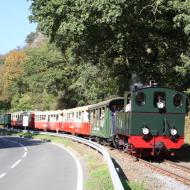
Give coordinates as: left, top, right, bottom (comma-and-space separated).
173, 94, 183, 108
135, 92, 146, 106
154, 92, 166, 109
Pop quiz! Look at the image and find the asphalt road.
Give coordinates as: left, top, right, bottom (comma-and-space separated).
0, 136, 81, 190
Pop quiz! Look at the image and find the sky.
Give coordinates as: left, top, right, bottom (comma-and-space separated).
0, 0, 37, 55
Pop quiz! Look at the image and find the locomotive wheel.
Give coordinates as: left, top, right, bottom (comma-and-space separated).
96, 137, 102, 144
112, 135, 120, 149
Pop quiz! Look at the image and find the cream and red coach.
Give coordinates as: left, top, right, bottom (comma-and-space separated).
34, 110, 62, 131
11, 111, 35, 129
34, 106, 91, 136
61, 105, 90, 136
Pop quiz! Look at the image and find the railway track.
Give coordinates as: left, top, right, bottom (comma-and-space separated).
139, 159, 190, 186
164, 160, 190, 173
104, 145, 190, 187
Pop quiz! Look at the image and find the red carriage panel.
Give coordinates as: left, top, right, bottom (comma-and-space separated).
34, 111, 62, 131
61, 106, 91, 136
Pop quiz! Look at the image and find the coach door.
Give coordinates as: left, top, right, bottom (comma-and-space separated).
43, 113, 50, 131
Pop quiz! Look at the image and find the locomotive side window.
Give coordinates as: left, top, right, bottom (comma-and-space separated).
135, 92, 146, 106
173, 94, 183, 107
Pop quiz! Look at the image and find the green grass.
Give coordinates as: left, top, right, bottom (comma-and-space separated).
128, 181, 146, 190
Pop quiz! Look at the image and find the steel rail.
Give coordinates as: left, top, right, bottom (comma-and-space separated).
140, 158, 190, 186
164, 160, 190, 173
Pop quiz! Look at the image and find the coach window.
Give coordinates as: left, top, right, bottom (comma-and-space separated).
93, 110, 95, 118
90, 110, 94, 120
66, 113, 69, 122
95, 109, 99, 119
81, 111, 84, 120
173, 94, 183, 108
136, 92, 146, 106
79, 111, 81, 120
100, 108, 105, 119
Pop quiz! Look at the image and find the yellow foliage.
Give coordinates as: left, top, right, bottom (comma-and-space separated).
0, 50, 26, 100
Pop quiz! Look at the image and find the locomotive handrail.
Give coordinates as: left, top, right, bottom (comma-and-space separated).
39, 131, 125, 190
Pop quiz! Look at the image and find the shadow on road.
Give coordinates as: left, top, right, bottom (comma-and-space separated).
0, 135, 44, 150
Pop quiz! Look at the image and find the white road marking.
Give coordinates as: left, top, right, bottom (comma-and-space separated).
54, 143, 83, 190
11, 159, 22, 169
0, 173, 7, 179
0, 137, 29, 180
22, 152, 27, 158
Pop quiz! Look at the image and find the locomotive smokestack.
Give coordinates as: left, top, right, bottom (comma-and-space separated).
149, 80, 157, 87
130, 73, 143, 90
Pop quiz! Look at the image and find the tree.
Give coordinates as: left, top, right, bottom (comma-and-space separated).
0, 50, 26, 101
21, 42, 74, 109
25, 31, 37, 45
29, 0, 189, 92
169, 0, 190, 94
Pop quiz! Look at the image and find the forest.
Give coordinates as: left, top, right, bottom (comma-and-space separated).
0, 0, 189, 112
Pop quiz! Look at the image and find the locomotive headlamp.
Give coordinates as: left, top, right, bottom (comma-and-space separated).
170, 129, 177, 136
157, 101, 165, 109
142, 127, 149, 135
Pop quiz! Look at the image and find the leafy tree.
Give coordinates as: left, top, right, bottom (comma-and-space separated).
19, 42, 81, 110
29, 0, 189, 91
10, 92, 56, 111
25, 31, 38, 45
169, 0, 190, 94
0, 55, 5, 65
0, 50, 26, 101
